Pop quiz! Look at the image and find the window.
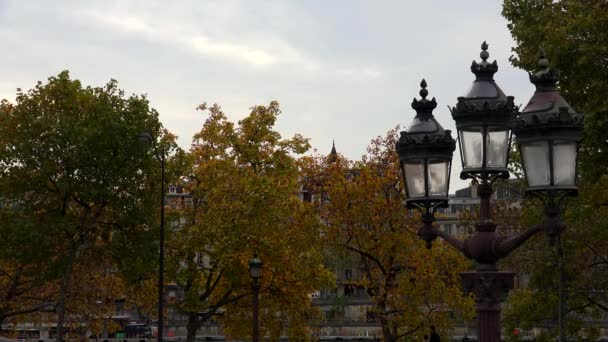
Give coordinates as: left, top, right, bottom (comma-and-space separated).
184, 197, 193, 206
302, 191, 312, 203
345, 269, 352, 280
324, 288, 337, 297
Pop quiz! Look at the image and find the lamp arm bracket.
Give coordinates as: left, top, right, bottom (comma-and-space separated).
490, 171, 510, 185
527, 192, 571, 245
494, 225, 542, 258
434, 229, 466, 253
418, 213, 465, 252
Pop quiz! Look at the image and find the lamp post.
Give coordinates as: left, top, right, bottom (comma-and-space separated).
138, 131, 166, 342
249, 255, 262, 342
396, 43, 583, 342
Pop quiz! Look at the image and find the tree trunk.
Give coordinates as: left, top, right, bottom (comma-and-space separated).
379, 298, 398, 342
55, 251, 75, 342
185, 312, 201, 342
381, 319, 398, 342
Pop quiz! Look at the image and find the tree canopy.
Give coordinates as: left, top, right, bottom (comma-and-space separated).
0, 71, 163, 340
167, 101, 333, 341
300, 128, 473, 342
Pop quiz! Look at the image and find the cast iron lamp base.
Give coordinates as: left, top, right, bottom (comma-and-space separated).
462, 271, 514, 342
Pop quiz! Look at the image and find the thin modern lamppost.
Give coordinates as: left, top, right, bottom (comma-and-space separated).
249, 255, 262, 342
396, 43, 583, 342
139, 131, 166, 342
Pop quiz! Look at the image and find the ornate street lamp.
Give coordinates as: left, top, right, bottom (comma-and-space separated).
138, 131, 166, 342
513, 50, 584, 341
396, 42, 583, 342
447, 43, 526, 342
396, 79, 456, 247
249, 255, 262, 342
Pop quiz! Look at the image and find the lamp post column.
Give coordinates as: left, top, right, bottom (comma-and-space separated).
462, 180, 514, 342
252, 278, 260, 342
462, 271, 514, 342
138, 131, 167, 342
249, 255, 262, 342
478, 180, 492, 223
158, 156, 165, 342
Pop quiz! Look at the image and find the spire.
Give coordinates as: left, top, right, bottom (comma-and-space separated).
328, 140, 337, 162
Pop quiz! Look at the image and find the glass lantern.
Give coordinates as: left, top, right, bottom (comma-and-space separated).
397, 80, 456, 212
249, 255, 262, 279
451, 42, 517, 180
515, 51, 583, 195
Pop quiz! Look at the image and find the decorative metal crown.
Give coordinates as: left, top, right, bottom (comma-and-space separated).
515, 106, 584, 129
528, 48, 560, 89
470, 41, 498, 80
453, 95, 517, 113
411, 79, 437, 118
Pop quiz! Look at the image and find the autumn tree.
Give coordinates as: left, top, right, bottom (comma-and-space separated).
0, 71, 163, 341
166, 102, 333, 342
500, 1, 608, 339
300, 128, 473, 342
0, 260, 57, 328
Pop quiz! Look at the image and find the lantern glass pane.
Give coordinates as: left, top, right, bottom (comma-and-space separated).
404, 161, 425, 198
522, 141, 550, 187
552, 141, 577, 186
486, 127, 509, 168
459, 129, 483, 168
249, 259, 262, 278
427, 159, 449, 197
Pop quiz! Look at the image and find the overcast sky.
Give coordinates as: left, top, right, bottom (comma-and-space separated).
0, 0, 536, 191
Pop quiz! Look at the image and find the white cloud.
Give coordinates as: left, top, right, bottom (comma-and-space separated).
78, 6, 387, 75
336, 67, 383, 80
362, 67, 382, 78
189, 35, 276, 68
80, 7, 320, 70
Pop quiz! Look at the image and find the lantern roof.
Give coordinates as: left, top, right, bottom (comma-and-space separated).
397, 80, 455, 160
517, 49, 584, 131
451, 41, 517, 128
